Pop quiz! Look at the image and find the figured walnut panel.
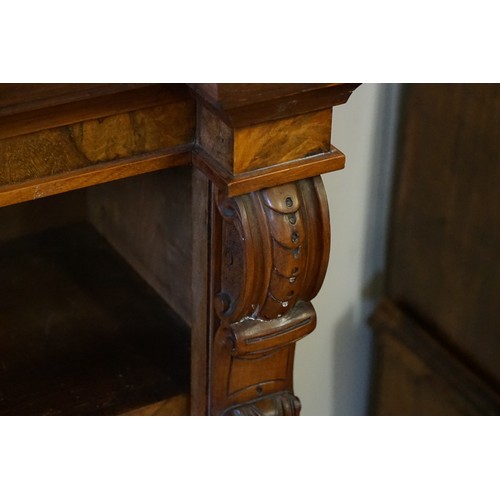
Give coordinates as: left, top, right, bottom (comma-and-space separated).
233, 109, 332, 173
198, 105, 332, 174
0, 147, 191, 209
192, 145, 345, 197
0, 128, 89, 185
0, 99, 195, 187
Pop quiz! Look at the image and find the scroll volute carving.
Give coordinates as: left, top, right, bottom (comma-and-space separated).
216, 176, 330, 323
211, 176, 331, 415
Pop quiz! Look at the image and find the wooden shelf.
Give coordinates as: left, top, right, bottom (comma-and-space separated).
0, 223, 190, 415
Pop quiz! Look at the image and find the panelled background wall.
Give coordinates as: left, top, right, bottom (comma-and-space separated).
295, 83, 401, 416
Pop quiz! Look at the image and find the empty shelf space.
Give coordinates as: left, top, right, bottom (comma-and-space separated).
0, 223, 190, 415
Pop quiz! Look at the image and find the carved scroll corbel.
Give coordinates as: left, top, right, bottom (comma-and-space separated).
211, 176, 331, 415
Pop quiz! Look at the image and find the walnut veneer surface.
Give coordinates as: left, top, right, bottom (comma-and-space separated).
0, 83, 359, 415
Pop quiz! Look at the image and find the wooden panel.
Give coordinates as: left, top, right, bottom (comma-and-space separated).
0, 84, 191, 139
387, 84, 500, 384
87, 167, 193, 326
233, 109, 332, 173
198, 106, 332, 174
0, 127, 89, 184
190, 169, 212, 415
0, 223, 190, 415
191, 83, 342, 108
370, 300, 500, 415
0, 99, 195, 187
69, 100, 194, 163
0, 83, 150, 116
189, 83, 360, 127
192, 146, 344, 197
0, 146, 191, 208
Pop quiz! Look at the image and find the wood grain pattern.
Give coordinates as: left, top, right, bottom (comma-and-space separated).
0, 83, 359, 416
233, 109, 332, 172
0, 127, 89, 184
69, 100, 194, 163
0, 146, 191, 208
0, 100, 195, 188
192, 146, 344, 197
198, 105, 332, 174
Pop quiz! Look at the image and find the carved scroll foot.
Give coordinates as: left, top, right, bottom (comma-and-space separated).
210, 176, 330, 415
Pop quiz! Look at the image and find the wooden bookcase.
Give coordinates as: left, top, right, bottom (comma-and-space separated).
0, 84, 359, 415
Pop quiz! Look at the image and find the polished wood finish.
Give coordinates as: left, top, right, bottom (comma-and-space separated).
0, 84, 191, 139
0, 91, 194, 206
371, 84, 500, 415
189, 83, 360, 127
198, 105, 332, 173
192, 145, 344, 197
209, 179, 329, 415
190, 84, 351, 415
0, 84, 194, 208
0, 146, 191, 208
0, 83, 359, 415
190, 169, 212, 416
